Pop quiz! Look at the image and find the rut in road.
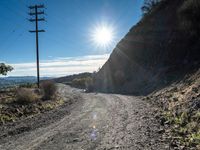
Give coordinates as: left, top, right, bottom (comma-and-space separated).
0, 85, 167, 150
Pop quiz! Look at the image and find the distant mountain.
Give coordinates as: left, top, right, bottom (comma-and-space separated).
94, 0, 200, 95
0, 76, 51, 88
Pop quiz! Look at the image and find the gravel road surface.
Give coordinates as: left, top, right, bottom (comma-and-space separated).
0, 84, 167, 150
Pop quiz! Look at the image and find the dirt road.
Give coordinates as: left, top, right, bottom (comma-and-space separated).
0, 84, 167, 150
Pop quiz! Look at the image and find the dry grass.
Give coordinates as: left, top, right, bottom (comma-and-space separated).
16, 88, 39, 104
0, 85, 65, 125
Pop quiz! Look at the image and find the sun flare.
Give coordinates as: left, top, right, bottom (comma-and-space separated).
91, 24, 114, 48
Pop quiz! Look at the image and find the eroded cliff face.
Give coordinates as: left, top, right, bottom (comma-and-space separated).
94, 0, 200, 95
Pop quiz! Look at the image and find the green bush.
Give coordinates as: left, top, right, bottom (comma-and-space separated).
41, 81, 57, 100
16, 88, 39, 104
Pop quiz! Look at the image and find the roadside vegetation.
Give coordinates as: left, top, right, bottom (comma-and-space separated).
144, 70, 200, 149
71, 76, 94, 91
0, 80, 64, 125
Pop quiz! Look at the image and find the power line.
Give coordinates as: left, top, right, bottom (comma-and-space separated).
0, 4, 28, 51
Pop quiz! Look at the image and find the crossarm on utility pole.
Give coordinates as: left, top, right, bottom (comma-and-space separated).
29, 30, 45, 33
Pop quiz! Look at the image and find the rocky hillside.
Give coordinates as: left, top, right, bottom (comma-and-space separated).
94, 0, 200, 95
145, 69, 200, 149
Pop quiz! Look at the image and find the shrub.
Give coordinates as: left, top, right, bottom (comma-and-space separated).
85, 77, 94, 92
16, 88, 39, 104
71, 77, 94, 91
71, 78, 86, 89
141, 0, 162, 15
41, 81, 57, 100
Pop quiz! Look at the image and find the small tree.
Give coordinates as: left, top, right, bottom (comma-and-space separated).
141, 0, 162, 15
0, 63, 13, 75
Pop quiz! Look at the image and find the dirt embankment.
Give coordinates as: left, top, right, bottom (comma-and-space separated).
144, 69, 200, 149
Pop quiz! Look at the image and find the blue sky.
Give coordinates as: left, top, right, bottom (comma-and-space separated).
0, 0, 143, 77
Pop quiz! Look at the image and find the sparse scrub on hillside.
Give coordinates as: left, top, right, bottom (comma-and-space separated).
71, 77, 94, 91
41, 81, 57, 100
146, 70, 200, 149
163, 110, 200, 148
72, 78, 85, 89
53, 72, 92, 84
141, 0, 162, 15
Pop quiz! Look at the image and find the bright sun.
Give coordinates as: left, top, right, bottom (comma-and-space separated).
91, 24, 114, 48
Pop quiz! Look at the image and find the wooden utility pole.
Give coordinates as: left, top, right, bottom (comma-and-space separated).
29, 5, 45, 88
